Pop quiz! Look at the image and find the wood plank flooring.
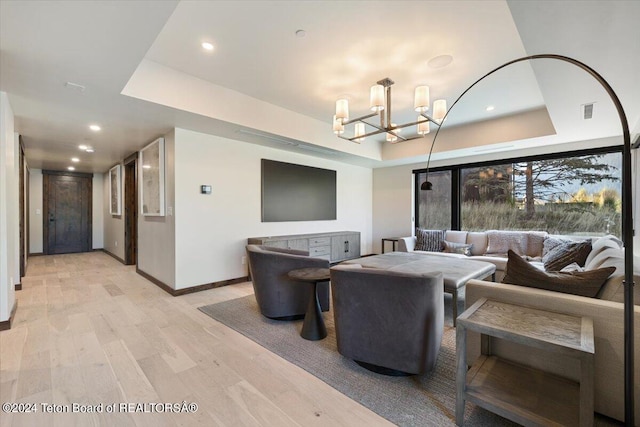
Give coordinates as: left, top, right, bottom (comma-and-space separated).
0, 252, 392, 427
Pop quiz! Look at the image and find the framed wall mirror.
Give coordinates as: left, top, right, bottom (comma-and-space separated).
139, 137, 165, 216
109, 164, 121, 216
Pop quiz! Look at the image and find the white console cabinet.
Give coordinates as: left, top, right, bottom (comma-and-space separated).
248, 231, 361, 263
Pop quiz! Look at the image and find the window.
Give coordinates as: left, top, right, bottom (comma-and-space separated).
415, 148, 622, 237
415, 170, 452, 230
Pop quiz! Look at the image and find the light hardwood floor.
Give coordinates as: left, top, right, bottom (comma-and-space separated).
0, 252, 392, 427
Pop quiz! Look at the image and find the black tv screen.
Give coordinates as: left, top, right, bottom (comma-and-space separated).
261, 159, 337, 222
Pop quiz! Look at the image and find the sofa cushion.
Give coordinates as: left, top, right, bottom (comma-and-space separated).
442, 241, 473, 256
466, 232, 488, 256
444, 230, 468, 244
543, 240, 592, 271
486, 230, 528, 256
526, 231, 548, 258
503, 250, 615, 298
415, 229, 445, 252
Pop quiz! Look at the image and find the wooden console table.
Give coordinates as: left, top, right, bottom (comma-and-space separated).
456, 298, 594, 427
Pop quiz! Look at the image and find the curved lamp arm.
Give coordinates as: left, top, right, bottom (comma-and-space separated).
423, 54, 634, 424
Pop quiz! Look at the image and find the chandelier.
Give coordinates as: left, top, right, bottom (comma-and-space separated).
332, 78, 447, 143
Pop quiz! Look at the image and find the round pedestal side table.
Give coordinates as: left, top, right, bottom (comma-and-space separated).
287, 267, 330, 340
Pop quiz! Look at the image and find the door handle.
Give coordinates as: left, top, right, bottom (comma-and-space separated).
49, 213, 55, 222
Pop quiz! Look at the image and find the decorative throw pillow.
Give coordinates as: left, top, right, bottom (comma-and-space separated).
542, 237, 572, 260
544, 240, 592, 271
415, 229, 445, 252
442, 241, 473, 256
485, 231, 528, 256
502, 250, 614, 298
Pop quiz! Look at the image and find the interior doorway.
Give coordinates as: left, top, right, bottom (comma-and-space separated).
43, 170, 92, 254
124, 154, 138, 265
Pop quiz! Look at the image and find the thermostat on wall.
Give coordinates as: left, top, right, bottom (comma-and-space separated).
201, 185, 212, 194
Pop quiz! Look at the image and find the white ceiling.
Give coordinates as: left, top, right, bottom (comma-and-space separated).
1, 0, 639, 173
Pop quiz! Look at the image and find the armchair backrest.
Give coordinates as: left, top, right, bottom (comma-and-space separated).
330, 264, 444, 374
245, 245, 330, 318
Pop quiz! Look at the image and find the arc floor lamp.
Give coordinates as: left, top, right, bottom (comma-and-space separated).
422, 54, 635, 425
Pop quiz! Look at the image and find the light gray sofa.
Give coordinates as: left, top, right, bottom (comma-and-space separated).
330, 264, 444, 375
399, 230, 597, 282
464, 236, 640, 422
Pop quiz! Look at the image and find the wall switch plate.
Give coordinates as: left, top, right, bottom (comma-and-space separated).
167, 207, 173, 216
201, 185, 212, 194
36, 208, 41, 215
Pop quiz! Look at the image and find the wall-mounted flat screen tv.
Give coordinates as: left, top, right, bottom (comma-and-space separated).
261, 159, 337, 222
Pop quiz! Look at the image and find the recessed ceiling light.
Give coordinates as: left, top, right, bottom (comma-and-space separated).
142, 164, 151, 169
65, 81, 86, 92
67, 166, 75, 171
89, 124, 101, 131
85, 148, 95, 153
201, 42, 214, 51
486, 105, 495, 111
71, 157, 80, 162
78, 144, 88, 150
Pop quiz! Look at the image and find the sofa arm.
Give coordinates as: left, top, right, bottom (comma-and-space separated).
397, 237, 416, 252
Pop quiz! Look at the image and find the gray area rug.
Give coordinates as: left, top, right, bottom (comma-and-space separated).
199, 295, 514, 426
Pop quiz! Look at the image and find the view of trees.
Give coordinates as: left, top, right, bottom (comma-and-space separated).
417, 151, 622, 236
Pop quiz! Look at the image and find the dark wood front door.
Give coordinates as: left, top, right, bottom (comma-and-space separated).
124, 154, 137, 265
43, 171, 92, 254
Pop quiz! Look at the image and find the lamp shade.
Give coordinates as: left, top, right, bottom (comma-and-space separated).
354, 122, 365, 142
370, 84, 385, 112
336, 99, 349, 123
332, 115, 344, 134
414, 86, 430, 113
433, 99, 447, 123
417, 118, 430, 135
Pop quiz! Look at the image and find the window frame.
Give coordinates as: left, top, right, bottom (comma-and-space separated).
413, 145, 623, 232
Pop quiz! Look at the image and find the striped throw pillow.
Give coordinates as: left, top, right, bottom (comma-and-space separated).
415, 229, 445, 252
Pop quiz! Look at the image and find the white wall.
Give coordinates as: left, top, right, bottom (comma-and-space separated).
102, 166, 124, 260
0, 92, 18, 322
137, 132, 176, 287
372, 165, 415, 254
28, 168, 104, 254
172, 128, 373, 290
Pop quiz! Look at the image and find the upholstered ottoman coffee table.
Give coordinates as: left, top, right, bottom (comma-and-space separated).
343, 252, 496, 326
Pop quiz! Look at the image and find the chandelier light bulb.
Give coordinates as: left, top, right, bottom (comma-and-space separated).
354, 122, 365, 142
332, 115, 344, 135
414, 86, 430, 113
335, 99, 349, 123
433, 99, 447, 123
369, 84, 385, 112
417, 118, 430, 135
386, 124, 400, 143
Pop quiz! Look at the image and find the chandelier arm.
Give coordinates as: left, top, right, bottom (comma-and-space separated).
337, 134, 361, 144
422, 53, 634, 425
342, 112, 378, 126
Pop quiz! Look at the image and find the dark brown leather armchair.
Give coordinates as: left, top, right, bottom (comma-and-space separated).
246, 245, 330, 319
330, 264, 444, 375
